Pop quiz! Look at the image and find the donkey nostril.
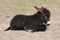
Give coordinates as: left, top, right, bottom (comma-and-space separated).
47, 24, 50, 26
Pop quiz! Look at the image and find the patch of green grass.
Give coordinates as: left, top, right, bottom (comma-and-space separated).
10, 3, 27, 9
42, 0, 60, 5
27, 0, 36, 4
8, 0, 60, 10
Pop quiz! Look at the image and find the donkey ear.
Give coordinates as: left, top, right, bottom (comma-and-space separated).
41, 7, 45, 9
34, 6, 43, 12
34, 6, 39, 10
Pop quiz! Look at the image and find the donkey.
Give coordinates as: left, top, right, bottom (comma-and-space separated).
5, 6, 49, 32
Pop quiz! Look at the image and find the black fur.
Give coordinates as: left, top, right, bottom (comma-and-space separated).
5, 7, 50, 32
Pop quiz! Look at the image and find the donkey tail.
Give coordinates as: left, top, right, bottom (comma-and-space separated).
5, 27, 10, 31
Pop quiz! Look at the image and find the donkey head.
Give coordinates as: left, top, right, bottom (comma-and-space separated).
34, 6, 50, 26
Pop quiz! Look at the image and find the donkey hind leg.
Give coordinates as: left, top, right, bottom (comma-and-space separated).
30, 28, 37, 33
24, 27, 29, 32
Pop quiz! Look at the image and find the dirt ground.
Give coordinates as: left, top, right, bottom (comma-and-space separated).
0, 0, 60, 40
